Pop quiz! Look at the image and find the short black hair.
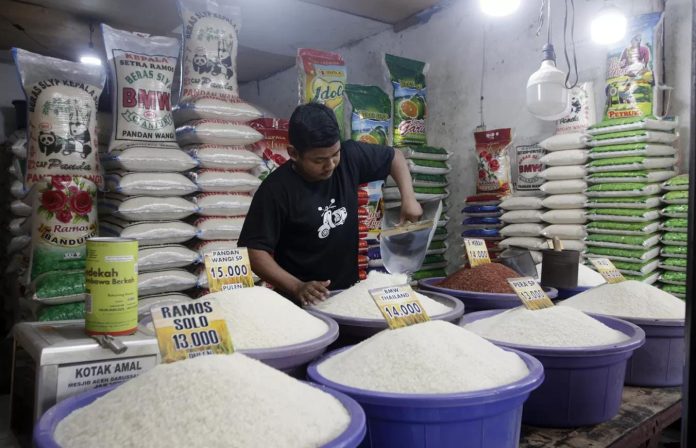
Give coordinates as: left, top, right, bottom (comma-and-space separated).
288, 103, 340, 152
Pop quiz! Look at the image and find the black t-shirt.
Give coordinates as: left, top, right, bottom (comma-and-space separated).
239, 140, 394, 290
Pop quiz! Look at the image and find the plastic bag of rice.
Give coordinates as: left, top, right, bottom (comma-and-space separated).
586, 156, 676, 172
589, 143, 677, 159
138, 245, 200, 272
540, 149, 588, 166
30, 269, 86, 304
661, 204, 688, 218
186, 145, 261, 170
586, 208, 660, 222
586, 196, 661, 209
138, 269, 197, 295
189, 169, 261, 193
661, 174, 689, 191
500, 224, 544, 237
475, 128, 512, 194
586, 233, 660, 250
539, 133, 587, 151
194, 193, 252, 216
385, 54, 428, 147
556, 82, 597, 134
399, 146, 450, 161
500, 210, 543, 223
100, 217, 197, 246
248, 118, 290, 179
195, 239, 238, 258
586, 170, 675, 184
661, 190, 688, 205
612, 259, 660, 276
196, 216, 245, 240
661, 245, 687, 259
588, 130, 678, 147
106, 171, 198, 196
659, 258, 687, 272
661, 218, 687, 232
100, 195, 198, 221
541, 239, 586, 251
540, 179, 587, 194
540, 224, 586, 239
407, 159, 451, 175
586, 220, 660, 235
586, 246, 660, 262
541, 165, 587, 180
585, 182, 661, 198
101, 147, 198, 172
661, 232, 687, 246
11, 199, 31, 217
542, 194, 587, 210
499, 196, 543, 210
176, 120, 262, 146
541, 209, 587, 224
499, 237, 545, 250
660, 270, 686, 286
587, 116, 678, 135
659, 284, 685, 298
514, 143, 545, 192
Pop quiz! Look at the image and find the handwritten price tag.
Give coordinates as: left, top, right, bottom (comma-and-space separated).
589, 258, 626, 284
150, 299, 234, 363
507, 277, 555, 310
464, 238, 491, 267
369, 284, 430, 329
204, 248, 254, 292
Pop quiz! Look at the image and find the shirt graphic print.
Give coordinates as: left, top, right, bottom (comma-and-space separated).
317, 198, 347, 239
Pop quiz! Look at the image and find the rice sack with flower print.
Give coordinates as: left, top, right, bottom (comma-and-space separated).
28, 176, 97, 302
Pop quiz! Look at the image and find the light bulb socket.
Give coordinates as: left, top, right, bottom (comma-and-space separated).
542, 43, 556, 63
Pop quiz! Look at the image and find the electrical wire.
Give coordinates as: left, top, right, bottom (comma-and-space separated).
477, 24, 487, 131
535, 0, 546, 38
562, 0, 579, 89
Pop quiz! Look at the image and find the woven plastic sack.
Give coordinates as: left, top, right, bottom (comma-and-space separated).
662, 174, 689, 191
585, 182, 661, 197
586, 221, 660, 235
587, 208, 660, 222
588, 142, 677, 159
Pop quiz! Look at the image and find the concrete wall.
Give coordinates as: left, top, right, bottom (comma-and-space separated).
0, 62, 24, 142
242, 0, 692, 268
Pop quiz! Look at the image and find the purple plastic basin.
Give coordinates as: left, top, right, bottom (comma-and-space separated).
588, 314, 685, 387
308, 346, 544, 448
554, 286, 591, 300
308, 290, 464, 340
34, 381, 366, 448
418, 277, 558, 312
460, 310, 646, 428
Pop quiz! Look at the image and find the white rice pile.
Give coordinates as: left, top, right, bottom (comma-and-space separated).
535, 263, 606, 287
559, 280, 685, 319
205, 287, 329, 349
313, 271, 452, 319
317, 320, 529, 393
464, 306, 629, 347
55, 354, 350, 448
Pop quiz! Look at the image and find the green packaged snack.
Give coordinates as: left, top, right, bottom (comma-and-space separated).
661, 245, 688, 258
586, 221, 660, 235
661, 232, 688, 246
385, 54, 428, 147
662, 174, 689, 191
661, 204, 688, 218
345, 84, 390, 145
38, 302, 85, 321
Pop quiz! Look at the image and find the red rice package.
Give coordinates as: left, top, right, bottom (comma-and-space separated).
249, 118, 290, 180
474, 128, 513, 194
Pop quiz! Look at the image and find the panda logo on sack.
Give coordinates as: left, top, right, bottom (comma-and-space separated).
38, 103, 92, 159
191, 39, 234, 81
317, 199, 347, 239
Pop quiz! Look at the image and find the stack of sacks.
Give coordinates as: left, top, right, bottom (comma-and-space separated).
98, 25, 199, 298
461, 194, 503, 265
6, 130, 30, 282
658, 174, 688, 298
172, 0, 264, 292
499, 195, 545, 263
538, 133, 589, 255
584, 117, 679, 283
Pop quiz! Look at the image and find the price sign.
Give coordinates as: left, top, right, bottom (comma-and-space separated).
589, 258, 626, 284
464, 238, 491, 267
507, 277, 555, 310
369, 284, 430, 329
204, 248, 254, 292
150, 299, 234, 363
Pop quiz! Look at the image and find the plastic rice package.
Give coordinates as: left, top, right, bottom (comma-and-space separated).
659, 271, 686, 285
138, 245, 200, 272
102, 24, 180, 153
462, 217, 504, 229
661, 190, 688, 205
344, 84, 390, 146
407, 159, 451, 175
612, 259, 660, 276
10, 180, 26, 200
587, 208, 660, 222
586, 156, 676, 172
588, 116, 678, 135
461, 228, 500, 239
661, 245, 688, 259
586, 233, 660, 250
431, 227, 449, 242
499, 196, 543, 210
464, 194, 502, 206
661, 232, 687, 246
514, 143, 544, 191
189, 169, 261, 193
499, 224, 545, 237
138, 269, 197, 296
186, 145, 261, 171
100, 217, 197, 246
556, 82, 597, 134
542, 194, 587, 210
100, 195, 198, 221
106, 172, 198, 196
586, 221, 660, 236
298, 49, 347, 139
660, 284, 685, 298
588, 130, 677, 147
541, 165, 587, 180
9, 217, 28, 236
248, 118, 290, 179
37, 302, 85, 321
30, 270, 86, 304
13, 49, 105, 188
384, 54, 428, 146
588, 142, 677, 159
194, 193, 252, 216
586, 170, 675, 184
173, 100, 261, 124
586, 195, 661, 209
540, 150, 589, 166
101, 147, 197, 172
400, 146, 450, 161
11, 135, 27, 159
586, 246, 660, 262
660, 258, 686, 272
541, 209, 587, 224
475, 128, 512, 194
540, 179, 587, 194
8, 235, 31, 254
623, 272, 660, 284
661, 174, 689, 191
500, 210, 543, 223
137, 293, 194, 319
661, 204, 688, 218
661, 218, 687, 232
176, 120, 262, 146
11, 199, 31, 217
585, 182, 661, 197
499, 237, 545, 250
539, 133, 587, 151
195, 216, 244, 240
540, 224, 587, 239
426, 240, 448, 256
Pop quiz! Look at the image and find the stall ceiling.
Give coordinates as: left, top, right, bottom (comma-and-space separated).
0, 0, 440, 82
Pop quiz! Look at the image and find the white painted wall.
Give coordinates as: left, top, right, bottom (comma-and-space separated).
0, 62, 24, 142
240, 0, 691, 268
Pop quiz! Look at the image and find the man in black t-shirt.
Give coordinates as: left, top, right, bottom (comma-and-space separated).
238, 103, 422, 305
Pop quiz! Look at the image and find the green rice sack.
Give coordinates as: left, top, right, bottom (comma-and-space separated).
586, 196, 661, 209
586, 170, 675, 184
38, 301, 85, 321
586, 220, 660, 235
661, 190, 688, 205
586, 233, 660, 250
385, 172, 448, 188
587, 130, 678, 147
587, 156, 676, 173
661, 232, 688, 246
659, 283, 686, 298
659, 270, 686, 285
426, 240, 448, 255
661, 218, 688, 232
431, 226, 448, 242
345, 84, 390, 145
661, 204, 688, 218
587, 116, 678, 135
383, 186, 448, 201
661, 174, 689, 191
586, 245, 660, 262
612, 259, 659, 276
622, 272, 659, 284
400, 146, 450, 161
589, 142, 677, 159
31, 270, 86, 304
661, 245, 688, 259
659, 257, 687, 272
407, 159, 451, 175
385, 54, 428, 147
585, 182, 661, 197
587, 208, 660, 222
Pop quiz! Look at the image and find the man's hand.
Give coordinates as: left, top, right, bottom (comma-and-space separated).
295, 280, 331, 306
400, 197, 423, 224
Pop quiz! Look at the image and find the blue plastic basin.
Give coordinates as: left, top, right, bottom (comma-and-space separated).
34, 381, 366, 448
460, 310, 645, 427
308, 346, 544, 448
418, 277, 558, 312
554, 285, 591, 300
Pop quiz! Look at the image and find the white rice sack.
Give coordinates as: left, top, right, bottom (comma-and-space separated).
540, 150, 589, 166
541, 165, 587, 180
100, 217, 197, 246
586, 157, 677, 173
196, 216, 245, 240
585, 183, 661, 198
11, 136, 27, 159
587, 117, 678, 136
499, 237, 545, 250
105, 172, 198, 196
542, 194, 587, 209
541, 239, 586, 251
499, 196, 543, 210
11, 199, 31, 217
499, 223, 545, 237
11, 180, 26, 199
138, 269, 197, 296
406, 159, 452, 175
586, 170, 675, 184
383, 186, 449, 202
9, 217, 28, 236
500, 210, 543, 223
588, 143, 677, 159
586, 196, 661, 209
194, 193, 252, 217
195, 240, 238, 258
137, 293, 193, 319
173, 99, 262, 124
540, 224, 587, 239
8, 235, 31, 254
101, 148, 197, 172
540, 179, 587, 194
541, 209, 587, 224
191, 169, 261, 193
102, 25, 180, 153
539, 133, 587, 151
186, 145, 261, 170
176, 120, 262, 146
556, 82, 596, 135
588, 130, 678, 147
139, 245, 200, 272
100, 195, 198, 221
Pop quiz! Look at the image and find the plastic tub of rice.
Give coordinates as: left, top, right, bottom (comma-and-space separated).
307, 321, 543, 448
308, 272, 463, 340
35, 354, 366, 448
560, 280, 685, 386
461, 307, 645, 427
139, 286, 338, 374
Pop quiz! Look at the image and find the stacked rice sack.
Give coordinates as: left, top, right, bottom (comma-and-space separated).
658, 174, 688, 298
6, 129, 30, 282
461, 194, 503, 265
12, 49, 105, 321
584, 116, 678, 283
173, 0, 264, 292
499, 195, 545, 263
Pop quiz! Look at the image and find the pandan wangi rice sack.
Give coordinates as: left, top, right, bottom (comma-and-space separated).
661, 204, 688, 218
345, 84, 389, 145
556, 82, 597, 134
660, 257, 686, 272
587, 116, 678, 135
661, 231, 687, 246
587, 156, 676, 172
587, 207, 660, 222
661, 245, 688, 258
586, 195, 661, 209
585, 233, 660, 250
585, 182, 661, 197
661, 218, 687, 232
588, 130, 677, 147
586, 245, 660, 262
660, 270, 686, 285
589, 142, 677, 159
662, 174, 689, 191
660, 284, 685, 298
586, 170, 675, 184
586, 220, 660, 235
661, 190, 688, 205
385, 54, 428, 147
612, 259, 659, 276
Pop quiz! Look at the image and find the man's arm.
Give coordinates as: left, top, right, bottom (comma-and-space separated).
390, 149, 423, 222
249, 249, 330, 306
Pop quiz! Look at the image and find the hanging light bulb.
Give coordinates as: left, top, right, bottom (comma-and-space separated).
591, 3, 627, 44
479, 0, 521, 17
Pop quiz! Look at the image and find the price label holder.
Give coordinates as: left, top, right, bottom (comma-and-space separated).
369, 284, 430, 329
204, 248, 254, 292
589, 258, 626, 284
463, 238, 491, 267
507, 277, 555, 310
151, 299, 234, 363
